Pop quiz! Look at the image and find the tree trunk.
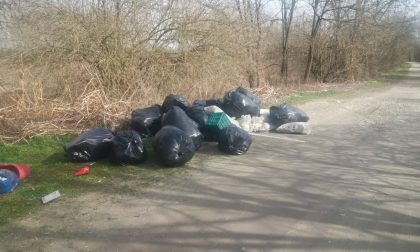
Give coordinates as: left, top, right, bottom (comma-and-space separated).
281, 47, 289, 78
304, 40, 314, 82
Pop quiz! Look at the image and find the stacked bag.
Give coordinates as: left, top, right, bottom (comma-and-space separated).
64, 87, 309, 168
64, 88, 256, 167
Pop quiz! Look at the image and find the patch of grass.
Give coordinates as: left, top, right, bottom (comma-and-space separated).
363, 63, 412, 89
0, 135, 189, 225
281, 63, 412, 105
363, 80, 389, 89
285, 90, 344, 105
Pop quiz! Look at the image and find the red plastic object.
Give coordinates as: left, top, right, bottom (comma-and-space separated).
75, 166, 90, 176
0, 164, 31, 181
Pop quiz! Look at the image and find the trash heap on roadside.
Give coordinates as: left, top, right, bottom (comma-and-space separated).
64, 87, 310, 167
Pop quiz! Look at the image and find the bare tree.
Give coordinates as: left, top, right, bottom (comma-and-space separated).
303, 0, 333, 82
234, 0, 265, 88
279, 0, 298, 81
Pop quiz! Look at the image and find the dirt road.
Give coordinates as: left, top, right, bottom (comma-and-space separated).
2, 63, 420, 252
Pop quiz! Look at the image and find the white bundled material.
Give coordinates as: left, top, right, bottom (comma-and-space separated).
204, 105, 240, 127
251, 116, 271, 132
237, 115, 271, 133
237, 115, 252, 132
276, 122, 311, 135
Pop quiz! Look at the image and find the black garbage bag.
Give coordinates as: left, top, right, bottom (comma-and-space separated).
186, 105, 208, 128
162, 106, 203, 150
162, 94, 190, 112
153, 126, 196, 167
64, 128, 114, 162
201, 127, 220, 142
218, 125, 252, 155
269, 103, 309, 128
222, 87, 261, 118
237, 86, 261, 106
131, 105, 162, 136
192, 99, 223, 108
110, 130, 147, 165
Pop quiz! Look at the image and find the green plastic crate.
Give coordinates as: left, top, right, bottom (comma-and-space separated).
206, 112, 232, 131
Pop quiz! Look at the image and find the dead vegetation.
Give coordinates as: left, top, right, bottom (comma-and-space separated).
0, 0, 418, 143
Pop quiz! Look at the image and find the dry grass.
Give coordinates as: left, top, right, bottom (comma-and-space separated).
0, 80, 130, 144
0, 60, 243, 144
0, 62, 354, 144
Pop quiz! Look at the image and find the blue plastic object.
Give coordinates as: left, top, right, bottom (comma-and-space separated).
0, 169, 19, 195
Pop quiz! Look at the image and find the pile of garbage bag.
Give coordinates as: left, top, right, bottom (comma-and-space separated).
64, 88, 310, 167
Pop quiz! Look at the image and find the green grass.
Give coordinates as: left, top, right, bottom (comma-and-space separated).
282, 63, 412, 105
385, 62, 412, 78
285, 90, 345, 105
363, 63, 412, 89
0, 135, 190, 225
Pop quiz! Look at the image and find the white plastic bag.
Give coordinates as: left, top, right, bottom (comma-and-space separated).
204, 105, 224, 114
276, 122, 311, 135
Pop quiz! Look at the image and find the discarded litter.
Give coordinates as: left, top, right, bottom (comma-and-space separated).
153, 126, 196, 167
64, 128, 114, 162
110, 130, 147, 165
131, 105, 162, 137
222, 87, 261, 118
276, 122, 311, 135
75, 166, 90, 176
63, 87, 310, 167
218, 125, 253, 155
193, 99, 223, 108
204, 105, 224, 114
186, 105, 208, 129
270, 103, 309, 128
41, 190, 61, 204
237, 115, 271, 133
161, 106, 203, 150
162, 94, 190, 112
0, 164, 31, 181
0, 170, 20, 195
206, 112, 232, 131
187, 106, 220, 141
